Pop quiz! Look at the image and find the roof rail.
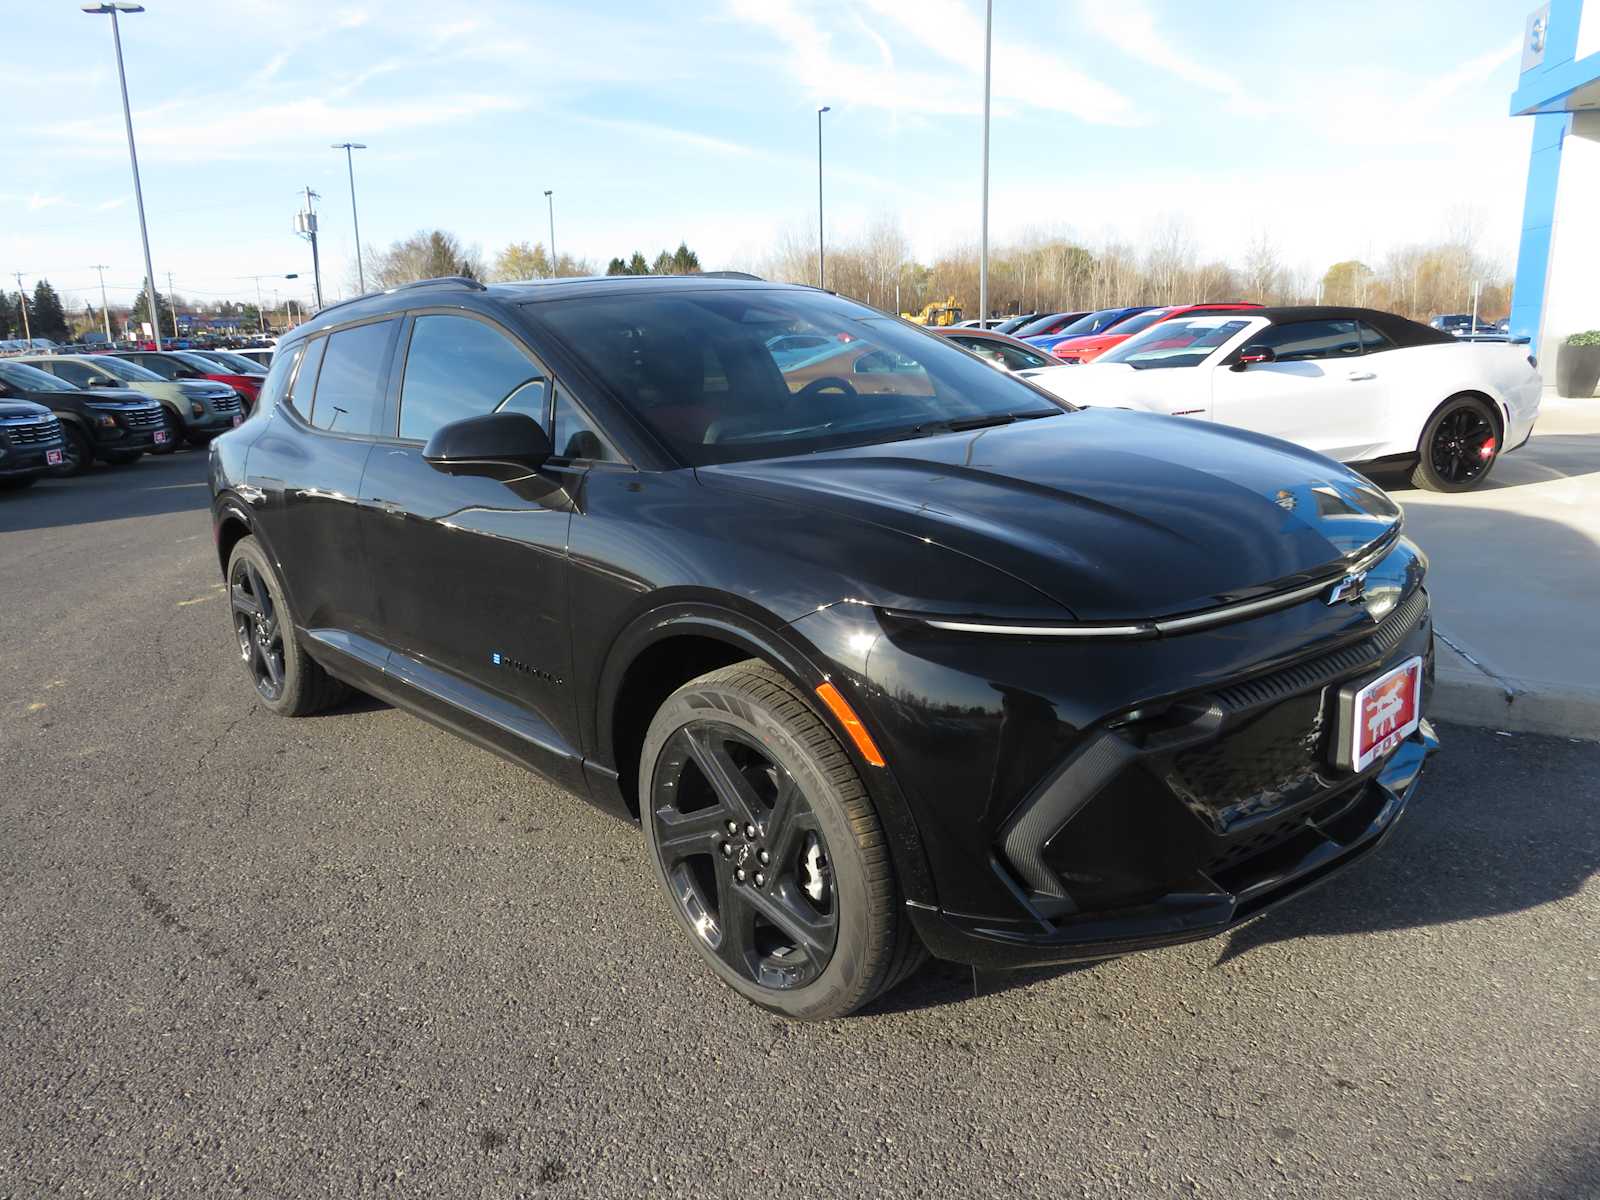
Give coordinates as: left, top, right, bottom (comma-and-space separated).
697, 271, 764, 281
394, 275, 488, 292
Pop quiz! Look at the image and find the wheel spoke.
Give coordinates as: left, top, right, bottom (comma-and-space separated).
653, 805, 733, 864
682, 726, 763, 827
711, 859, 760, 972
747, 878, 837, 957
262, 646, 284, 689
766, 779, 818, 869
230, 583, 262, 618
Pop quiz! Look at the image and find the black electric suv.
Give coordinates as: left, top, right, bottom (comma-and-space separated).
209, 275, 1438, 1019
0, 395, 67, 489
0, 359, 168, 474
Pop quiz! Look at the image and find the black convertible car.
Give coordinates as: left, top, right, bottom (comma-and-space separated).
210, 274, 1437, 1019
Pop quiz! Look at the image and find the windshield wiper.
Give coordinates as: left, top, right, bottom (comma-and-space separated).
940, 409, 1060, 432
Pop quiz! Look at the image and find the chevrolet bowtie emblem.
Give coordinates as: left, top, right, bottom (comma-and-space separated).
1326, 570, 1368, 605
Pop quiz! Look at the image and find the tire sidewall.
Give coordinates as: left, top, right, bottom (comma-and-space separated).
640, 680, 878, 1020
226, 536, 309, 714
1415, 395, 1499, 492
57, 424, 93, 476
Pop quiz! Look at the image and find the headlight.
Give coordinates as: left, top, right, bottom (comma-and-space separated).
191, 401, 205, 417
95, 414, 118, 429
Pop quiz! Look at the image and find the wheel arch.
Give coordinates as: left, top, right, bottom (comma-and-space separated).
595, 600, 938, 906
1418, 388, 1506, 454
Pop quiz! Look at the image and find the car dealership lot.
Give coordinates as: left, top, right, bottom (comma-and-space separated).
2, 453, 1597, 1198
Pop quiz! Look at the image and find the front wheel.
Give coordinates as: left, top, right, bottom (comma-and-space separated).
54, 425, 94, 476
1411, 395, 1500, 492
640, 662, 925, 1020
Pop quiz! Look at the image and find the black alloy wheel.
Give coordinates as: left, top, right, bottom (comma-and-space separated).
55, 425, 93, 476
1412, 395, 1499, 492
230, 555, 285, 702
640, 661, 925, 1020
649, 720, 840, 991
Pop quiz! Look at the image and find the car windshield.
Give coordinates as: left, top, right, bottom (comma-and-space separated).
205, 351, 267, 374
1012, 312, 1076, 337
527, 288, 1068, 466
0, 360, 74, 392
1097, 316, 1255, 369
92, 357, 166, 382
1057, 308, 1139, 338
172, 351, 224, 374
1095, 307, 1171, 340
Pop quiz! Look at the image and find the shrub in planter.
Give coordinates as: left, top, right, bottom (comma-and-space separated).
1556, 330, 1600, 398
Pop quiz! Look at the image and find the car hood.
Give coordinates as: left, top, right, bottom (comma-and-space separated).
177, 380, 234, 399
0, 399, 52, 419
697, 409, 1400, 620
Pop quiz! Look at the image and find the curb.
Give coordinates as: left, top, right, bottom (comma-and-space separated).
1431, 661, 1600, 740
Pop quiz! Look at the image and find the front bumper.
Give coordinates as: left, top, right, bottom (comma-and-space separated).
0, 442, 64, 477
907, 720, 1436, 969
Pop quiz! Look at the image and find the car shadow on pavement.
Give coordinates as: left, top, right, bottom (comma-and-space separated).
1364, 433, 1600, 494
0, 449, 212, 534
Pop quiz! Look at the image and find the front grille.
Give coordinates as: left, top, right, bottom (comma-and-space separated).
211, 393, 242, 414
124, 407, 166, 429
2, 417, 61, 446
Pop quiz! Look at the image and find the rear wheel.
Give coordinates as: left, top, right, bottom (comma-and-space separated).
1411, 395, 1499, 492
640, 661, 925, 1020
226, 536, 348, 716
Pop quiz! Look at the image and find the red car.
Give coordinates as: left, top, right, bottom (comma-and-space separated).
110, 349, 262, 410
1049, 303, 1262, 363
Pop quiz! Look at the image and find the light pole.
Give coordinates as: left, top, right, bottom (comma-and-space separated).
331, 143, 368, 293
90, 264, 113, 342
978, 0, 992, 326
816, 106, 830, 289
241, 273, 298, 335
82, 3, 162, 351
12, 273, 31, 343
543, 190, 555, 276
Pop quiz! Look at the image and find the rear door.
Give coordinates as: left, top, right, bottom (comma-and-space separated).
1210, 318, 1384, 459
358, 309, 599, 790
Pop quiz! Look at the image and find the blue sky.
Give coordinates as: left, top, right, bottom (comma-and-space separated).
4, 0, 1532, 312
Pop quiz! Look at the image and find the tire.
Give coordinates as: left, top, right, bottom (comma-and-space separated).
225, 535, 348, 716
53, 424, 95, 477
1410, 394, 1500, 492
640, 661, 925, 1020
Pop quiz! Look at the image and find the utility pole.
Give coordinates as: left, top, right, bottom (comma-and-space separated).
90, 264, 113, 342
295, 187, 324, 310
978, 0, 993, 325
331, 143, 368, 292
816, 106, 830, 288
166, 271, 179, 340
13, 273, 31, 342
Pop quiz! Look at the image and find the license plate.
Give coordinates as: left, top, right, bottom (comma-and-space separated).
232, 414, 243, 427
154, 430, 169, 444
1337, 656, 1423, 772
46, 448, 63, 466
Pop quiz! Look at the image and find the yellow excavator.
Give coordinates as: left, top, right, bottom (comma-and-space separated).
901, 296, 964, 326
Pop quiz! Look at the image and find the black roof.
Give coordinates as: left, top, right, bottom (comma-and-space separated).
1248, 306, 1455, 348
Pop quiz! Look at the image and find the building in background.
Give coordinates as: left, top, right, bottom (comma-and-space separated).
1511, 0, 1600, 387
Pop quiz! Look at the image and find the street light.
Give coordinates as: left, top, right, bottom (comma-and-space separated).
331, 143, 368, 293
82, 2, 162, 351
240, 272, 299, 335
543, 190, 555, 276
978, 0, 993, 326
816, 106, 830, 289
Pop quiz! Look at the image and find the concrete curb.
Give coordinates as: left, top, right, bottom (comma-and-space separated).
1432, 661, 1600, 740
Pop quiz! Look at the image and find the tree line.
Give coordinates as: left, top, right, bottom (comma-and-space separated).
358, 229, 707, 289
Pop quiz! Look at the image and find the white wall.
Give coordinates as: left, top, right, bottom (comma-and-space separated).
1578, 0, 1600, 62
1541, 110, 1600, 371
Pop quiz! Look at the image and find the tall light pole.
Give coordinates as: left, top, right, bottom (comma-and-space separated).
816, 106, 830, 289
90, 264, 113, 342
978, 0, 993, 326
82, 3, 162, 351
331, 143, 367, 293
12, 273, 31, 343
543, 190, 555, 276
295, 187, 323, 310
166, 271, 179, 340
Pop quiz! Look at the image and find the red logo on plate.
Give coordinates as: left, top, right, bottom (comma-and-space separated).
1351, 657, 1423, 771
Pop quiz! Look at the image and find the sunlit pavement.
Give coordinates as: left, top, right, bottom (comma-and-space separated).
1, 449, 1597, 1198
1374, 398, 1600, 738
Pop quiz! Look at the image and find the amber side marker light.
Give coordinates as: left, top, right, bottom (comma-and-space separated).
815, 681, 887, 768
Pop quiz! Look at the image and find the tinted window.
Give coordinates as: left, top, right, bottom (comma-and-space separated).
310, 321, 394, 434
1102, 308, 1169, 337
258, 343, 304, 414
1254, 319, 1361, 362
1012, 312, 1079, 338
92, 357, 165, 382
0, 361, 73, 391
527, 289, 1065, 467
42, 360, 100, 387
952, 337, 1051, 371
551, 388, 619, 461
398, 314, 548, 442
288, 337, 325, 416
126, 354, 183, 379
1358, 322, 1394, 353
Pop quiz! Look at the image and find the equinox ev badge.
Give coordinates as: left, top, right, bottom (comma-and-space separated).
1326, 570, 1368, 606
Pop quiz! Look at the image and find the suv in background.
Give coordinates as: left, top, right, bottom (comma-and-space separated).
115, 349, 261, 413
0, 359, 168, 473
209, 274, 1436, 1021
19, 353, 240, 446
0, 395, 66, 489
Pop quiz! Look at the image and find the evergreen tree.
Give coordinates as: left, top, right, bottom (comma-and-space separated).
670, 242, 701, 274
651, 250, 675, 275
131, 283, 169, 333
31, 279, 70, 341
626, 251, 649, 275
0, 290, 15, 339
605, 257, 628, 276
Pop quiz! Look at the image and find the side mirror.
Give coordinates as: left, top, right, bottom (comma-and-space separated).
1232, 345, 1276, 371
90, 375, 119, 388
423, 411, 552, 480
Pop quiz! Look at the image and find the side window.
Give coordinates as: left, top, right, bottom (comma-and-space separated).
1357, 322, 1394, 354
398, 314, 547, 442
310, 320, 394, 434
258, 343, 304, 414
50, 361, 97, 387
287, 336, 325, 417
550, 388, 619, 462
994, 343, 1050, 371
1253, 319, 1361, 362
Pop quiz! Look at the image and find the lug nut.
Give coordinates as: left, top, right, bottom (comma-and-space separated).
745, 824, 757, 838
758, 850, 770, 865
754, 872, 766, 886
726, 821, 738, 834
735, 868, 747, 882
720, 842, 732, 856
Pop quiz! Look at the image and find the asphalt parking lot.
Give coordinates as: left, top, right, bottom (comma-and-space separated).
2, 450, 1597, 1199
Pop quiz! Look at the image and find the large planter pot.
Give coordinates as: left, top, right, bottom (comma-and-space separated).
1555, 342, 1600, 398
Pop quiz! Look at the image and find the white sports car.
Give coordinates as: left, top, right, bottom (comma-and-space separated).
1021, 306, 1542, 491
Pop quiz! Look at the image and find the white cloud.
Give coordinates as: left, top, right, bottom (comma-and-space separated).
1076, 0, 1254, 109
576, 117, 758, 159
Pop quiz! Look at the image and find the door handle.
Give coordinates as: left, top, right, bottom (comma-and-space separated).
370, 497, 405, 516
1347, 371, 1377, 381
